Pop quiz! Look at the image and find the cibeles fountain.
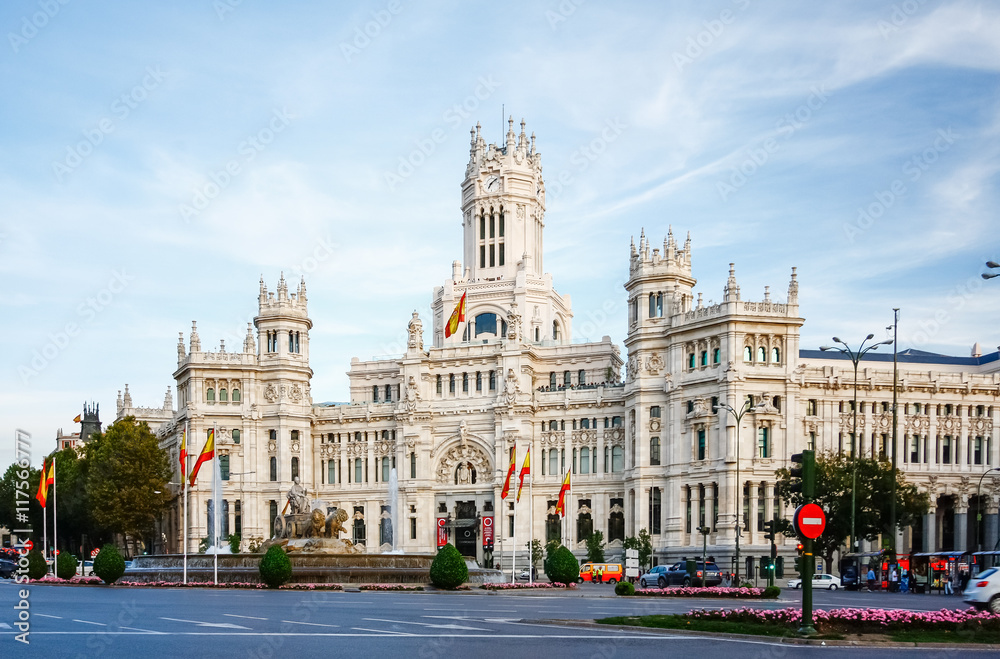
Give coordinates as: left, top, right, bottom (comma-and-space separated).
126, 473, 503, 585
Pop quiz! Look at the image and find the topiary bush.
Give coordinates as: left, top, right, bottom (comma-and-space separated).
57, 553, 79, 580
429, 543, 468, 589
762, 585, 780, 599
26, 550, 47, 580
544, 545, 580, 585
93, 544, 126, 584
615, 580, 635, 596
259, 544, 292, 588
228, 533, 241, 554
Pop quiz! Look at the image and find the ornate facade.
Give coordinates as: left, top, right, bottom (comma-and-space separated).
129, 120, 1000, 570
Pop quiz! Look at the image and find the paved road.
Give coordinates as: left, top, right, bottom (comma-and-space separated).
0, 580, 992, 658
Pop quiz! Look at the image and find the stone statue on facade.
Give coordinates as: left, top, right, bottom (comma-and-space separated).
287, 477, 309, 514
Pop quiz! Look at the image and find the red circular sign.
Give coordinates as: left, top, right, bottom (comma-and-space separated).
24, 540, 33, 551
91, 548, 100, 558
794, 503, 826, 539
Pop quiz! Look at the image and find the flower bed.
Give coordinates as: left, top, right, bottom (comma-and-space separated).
32, 575, 103, 585
479, 582, 568, 590
688, 606, 1000, 634
633, 586, 767, 598
359, 584, 424, 591
36, 579, 345, 590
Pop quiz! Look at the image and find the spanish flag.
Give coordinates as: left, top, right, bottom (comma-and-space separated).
35, 460, 55, 508
178, 430, 187, 481
555, 470, 571, 517
500, 445, 516, 499
444, 292, 467, 338
516, 447, 530, 502
188, 429, 215, 486
73, 414, 82, 423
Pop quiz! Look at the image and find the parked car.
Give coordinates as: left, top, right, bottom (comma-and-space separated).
663, 561, 722, 587
963, 567, 1000, 614
579, 562, 624, 584
787, 573, 840, 590
0, 558, 17, 579
76, 560, 94, 575
517, 567, 537, 581
639, 565, 669, 588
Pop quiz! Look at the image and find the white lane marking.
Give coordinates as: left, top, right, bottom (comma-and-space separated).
121, 626, 166, 634
160, 616, 250, 629
365, 617, 488, 631
281, 620, 340, 628
36, 613, 62, 619
224, 613, 268, 620
73, 619, 106, 626
0, 623, 11, 629
351, 627, 415, 635
423, 608, 517, 612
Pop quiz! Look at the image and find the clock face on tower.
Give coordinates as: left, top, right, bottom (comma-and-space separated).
485, 175, 499, 192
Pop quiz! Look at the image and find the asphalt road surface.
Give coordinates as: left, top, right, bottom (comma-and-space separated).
0, 580, 993, 658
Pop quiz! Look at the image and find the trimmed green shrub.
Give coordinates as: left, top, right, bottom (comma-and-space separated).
544, 545, 580, 585
228, 533, 241, 554
762, 585, 780, 599
93, 544, 126, 584
615, 580, 635, 596
57, 553, 79, 580
259, 545, 292, 588
429, 543, 468, 589
27, 550, 47, 580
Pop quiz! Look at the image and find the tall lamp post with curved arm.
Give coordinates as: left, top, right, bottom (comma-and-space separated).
719, 398, 760, 584
820, 334, 893, 557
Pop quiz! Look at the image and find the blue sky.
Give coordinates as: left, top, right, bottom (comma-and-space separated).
2, 0, 999, 468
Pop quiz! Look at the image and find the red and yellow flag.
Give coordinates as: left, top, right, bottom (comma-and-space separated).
444, 292, 467, 338
73, 414, 82, 423
555, 470, 571, 517
516, 447, 530, 502
35, 460, 54, 508
188, 429, 215, 486
178, 430, 187, 481
500, 445, 516, 500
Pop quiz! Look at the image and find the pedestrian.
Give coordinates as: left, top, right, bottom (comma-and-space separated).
889, 567, 899, 592
959, 569, 970, 593
944, 574, 953, 595
866, 567, 876, 591
900, 570, 909, 594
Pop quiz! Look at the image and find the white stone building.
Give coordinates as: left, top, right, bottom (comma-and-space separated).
134, 120, 1000, 571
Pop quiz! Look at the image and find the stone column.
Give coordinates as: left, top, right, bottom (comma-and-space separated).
954, 504, 968, 553
985, 499, 999, 553
749, 482, 760, 546
923, 507, 937, 553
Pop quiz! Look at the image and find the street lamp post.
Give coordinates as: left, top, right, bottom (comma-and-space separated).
976, 468, 1000, 560
719, 398, 758, 584
890, 309, 899, 558
820, 334, 892, 558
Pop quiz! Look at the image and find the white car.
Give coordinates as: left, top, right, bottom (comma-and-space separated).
963, 567, 1000, 613
787, 573, 840, 590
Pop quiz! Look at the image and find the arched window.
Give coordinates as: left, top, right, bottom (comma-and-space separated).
611, 446, 624, 472
535, 327, 540, 341
219, 388, 228, 402
372, 385, 379, 402
743, 346, 752, 362
489, 370, 496, 390
713, 348, 720, 364
700, 351, 708, 366
552, 320, 561, 340
578, 369, 586, 385
758, 347, 766, 362
232, 388, 241, 402
650, 437, 660, 465
232, 429, 240, 444
772, 347, 780, 363
206, 387, 215, 402
564, 371, 571, 387
580, 447, 590, 474
549, 372, 556, 388
269, 457, 277, 482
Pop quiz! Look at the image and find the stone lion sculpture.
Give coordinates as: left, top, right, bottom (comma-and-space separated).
326, 508, 350, 539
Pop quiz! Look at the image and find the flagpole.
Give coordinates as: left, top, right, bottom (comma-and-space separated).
512, 448, 517, 585
183, 421, 189, 584
529, 464, 534, 585
42, 461, 48, 575
213, 424, 218, 586
52, 456, 58, 575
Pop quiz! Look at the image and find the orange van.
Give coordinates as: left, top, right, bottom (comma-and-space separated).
579, 562, 624, 584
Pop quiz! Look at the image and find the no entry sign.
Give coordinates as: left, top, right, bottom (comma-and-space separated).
794, 503, 826, 539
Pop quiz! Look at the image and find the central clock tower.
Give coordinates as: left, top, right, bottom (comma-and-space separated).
460, 117, 546, 280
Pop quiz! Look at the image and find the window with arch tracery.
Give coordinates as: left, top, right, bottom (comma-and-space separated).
232, 388, 241, 402
206, 387, 215, 402
744, 346, 752, 362
219, 388, 228, 402
758, 346, 766, 362
772, 347, 781, 363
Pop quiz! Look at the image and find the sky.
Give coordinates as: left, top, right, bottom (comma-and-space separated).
2, 0, 999, 469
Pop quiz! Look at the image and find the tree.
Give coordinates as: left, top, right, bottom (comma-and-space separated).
93, 543, 126, 584
85, 417, 172, 555
623, 528, 653, 569
529, 538, 543, 568
429, 543, 468, 589
585, 530, 606, 563
544, 545, 580, 584
775, 451, 930, 571
259, 544, 293, 588
0, 463, 44, 543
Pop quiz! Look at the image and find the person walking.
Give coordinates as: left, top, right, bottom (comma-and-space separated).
866, 567, 876, 591
959, 569, 970, 593
889, 567, 899, 593
900, 570, 909, 593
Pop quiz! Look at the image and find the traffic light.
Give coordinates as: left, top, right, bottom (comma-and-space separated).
789, 450, 815, 500
763, 519, 776, 543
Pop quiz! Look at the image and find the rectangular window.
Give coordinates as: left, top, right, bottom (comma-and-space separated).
328, 459, 336, 485
449, 374, 455, 393
757, 427, 769, 458
697, 429, 706, 460
385, 384, 392, 402
220, 454, 230, 480
499, 213, 505, 237
974, 437, 983, 465
650, 437, 660, 465
490, 371, 496, 390
372, 385, 379, 402
499, 243, 504, 266
548, 449, 558, 476
688, 353, 695, 369
410, 452, 417, 478
701, 351, 708, 366
578, 369, 585, 385
410, 517, 417, 540
942, 435, 952, 464
355, 459, 363, 484
807, 399, 817, 416
685, 488, 691, 533
479, 245, 485, 269
650, 406, 661, 418
436, 375, 442, 394
650, 488, 662, 535
480, 215, 486, 239
462, 372, 469, 393
489, 244, 495, 267
477, 371, 483, 391
269, 456, 277, 481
